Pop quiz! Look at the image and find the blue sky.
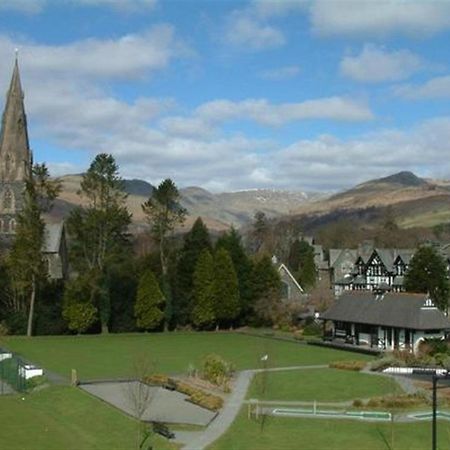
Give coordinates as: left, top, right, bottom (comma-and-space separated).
1, 0, 450, 192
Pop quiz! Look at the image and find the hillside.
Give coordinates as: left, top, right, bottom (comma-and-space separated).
52, 175, 323, 231
289, 171, 450, 230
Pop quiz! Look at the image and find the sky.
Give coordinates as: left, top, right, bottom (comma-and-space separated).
0, 0, 450, 193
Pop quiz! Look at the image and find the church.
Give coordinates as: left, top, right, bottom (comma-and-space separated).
0, 57, 67, 279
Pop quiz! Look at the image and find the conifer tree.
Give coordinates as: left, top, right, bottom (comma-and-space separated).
174, 217, 211, 324
251, 254, 281, 302
134, 270, 165, 330
191, 249, 215, 329
67, 153, 131, 333
296, 240, 317, 289
405, 245, 450, 311
142, 179, 186, 329
8, 163, 61, 337
215, 227, 253, 317
250, 254, 282, 324
213, 248, 240, 327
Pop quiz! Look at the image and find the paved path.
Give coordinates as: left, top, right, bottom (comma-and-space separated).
181, 365, 328, 450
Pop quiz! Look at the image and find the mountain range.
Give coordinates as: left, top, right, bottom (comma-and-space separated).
50, 171, 450, 232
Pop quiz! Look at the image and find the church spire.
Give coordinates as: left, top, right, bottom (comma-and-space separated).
0, 55, 32, 182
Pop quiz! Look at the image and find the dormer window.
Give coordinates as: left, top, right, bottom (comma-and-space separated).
421, 297, 437, 310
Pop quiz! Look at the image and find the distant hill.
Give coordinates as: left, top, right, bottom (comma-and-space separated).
51, 171, 450, 233
52, 175, 324, 231
288, 171, 450, 231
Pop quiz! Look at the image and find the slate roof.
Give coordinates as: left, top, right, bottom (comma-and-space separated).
321, 291, 450, 330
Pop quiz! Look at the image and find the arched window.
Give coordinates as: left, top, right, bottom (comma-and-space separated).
9, 219, 16, 233
0, 219, 3, 233
3, 220, 9, 233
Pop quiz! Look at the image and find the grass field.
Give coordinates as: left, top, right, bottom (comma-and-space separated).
0, 386, 177, 450
2, 333, 372, 380
248, 368, 401, 402
209, 409, 450, 450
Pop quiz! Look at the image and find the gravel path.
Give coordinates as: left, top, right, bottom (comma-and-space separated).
180, 365, 328, 450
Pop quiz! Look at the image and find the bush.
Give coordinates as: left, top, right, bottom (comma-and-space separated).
143, 373, 170, 386
188, 391, 223, 411
329, 360, 366, 371
302, 322, 322, 336
366, 394, 427, 409
353, 399, 363, 407
25, 375, 47, 391
142, 374, 224, 411
370, 356, 404, 372
202, 354, 234, 386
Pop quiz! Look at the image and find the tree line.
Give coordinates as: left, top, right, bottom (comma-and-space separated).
0, 153, 283, 336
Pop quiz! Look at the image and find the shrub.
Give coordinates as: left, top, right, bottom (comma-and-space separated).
366, 394, 427, 409
201, 354, 234, 386
25, 375, 47, 391
143, 373, 169, 386
370, 356, 404, 372
301, 322, 322, 336
329, 360, 366, 371
353, 399, 363, 407
189, 391, 223, 411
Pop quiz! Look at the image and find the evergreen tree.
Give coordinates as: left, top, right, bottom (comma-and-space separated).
67, 154, 131, 333
62, 275, 98, 334
174, 217, 211, 324
142, 179, 186, 329
134, 270, 165, 330
213, 248, 240, 327
8, 163, 61, 336
216, 227, 253, 318
191, 249, 215, 329
405, 245, 450, 311
251, 210, 268, 253
296, 240, 317, 289
250, 254, 281, 304
287, 239, 302, 273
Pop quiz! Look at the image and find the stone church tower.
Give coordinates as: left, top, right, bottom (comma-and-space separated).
0, 58, 33, 237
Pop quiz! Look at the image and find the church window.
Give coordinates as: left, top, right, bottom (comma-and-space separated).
9, 219, 16, 233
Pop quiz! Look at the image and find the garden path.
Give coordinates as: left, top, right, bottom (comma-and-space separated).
179, 365, 327, 450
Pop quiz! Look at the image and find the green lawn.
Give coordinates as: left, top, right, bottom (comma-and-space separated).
209, 410, 450, 450
2, 333, 372, 380
0, 386, 177, 450
248, 368, 401, 402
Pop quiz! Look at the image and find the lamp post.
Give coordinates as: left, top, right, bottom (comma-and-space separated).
411, 368, 450, 450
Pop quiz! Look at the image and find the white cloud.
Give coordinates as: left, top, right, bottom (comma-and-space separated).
274, 117, 450, 190
196, 97, 374, 125
259, 65, 300, 80
0, 0, 157, 13
340, 44, 422, 83
251, 0, 309, 19
75, 0, 157, 9
394, 75, 450, 100
0, 0, 45, 13
224, 13, 285, 50
0, 26, 188, 81
310, 0, 450, 37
